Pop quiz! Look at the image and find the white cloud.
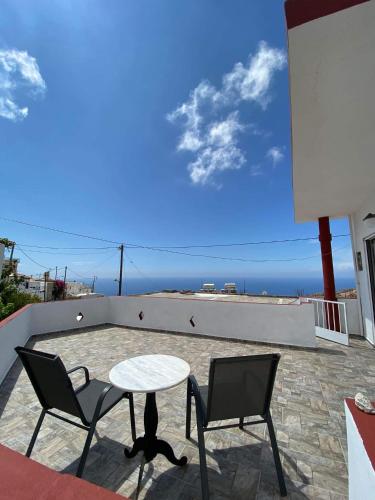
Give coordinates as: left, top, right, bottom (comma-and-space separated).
249, 164, 262, 177
220, 41, 286, 108
189, 112, 246, 186
0, 48, 46, 122
168, 41, 286, 185
266, 146, 284, 166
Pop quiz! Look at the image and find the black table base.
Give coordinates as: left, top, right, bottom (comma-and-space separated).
124, 392, 187, 466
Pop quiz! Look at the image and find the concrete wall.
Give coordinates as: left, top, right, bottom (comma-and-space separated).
109, 296, 316, 348
30, 297, 110, 336
0, 298, 110, 386
350, 195, 375, 345
0, 294, 316, 386
0, 305, 32, 384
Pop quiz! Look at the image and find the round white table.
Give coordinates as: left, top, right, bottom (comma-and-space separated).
109, 354, 190, 467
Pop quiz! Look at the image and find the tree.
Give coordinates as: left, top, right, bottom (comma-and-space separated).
0, 256, 41, 321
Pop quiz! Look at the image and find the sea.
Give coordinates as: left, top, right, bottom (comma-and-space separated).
91, 276, 355, 297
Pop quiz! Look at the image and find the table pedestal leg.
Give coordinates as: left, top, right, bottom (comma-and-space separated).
124, 392, 187, 466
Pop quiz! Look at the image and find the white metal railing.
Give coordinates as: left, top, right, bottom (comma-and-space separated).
303, 297, 349, 345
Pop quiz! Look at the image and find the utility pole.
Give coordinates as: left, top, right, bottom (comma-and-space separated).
118, 244, 124, 296
55, 266, 58, 280
92, 275, 97, 292
9, 242, 15, 262
44, 271, 47, 302
63, 266, 67, 299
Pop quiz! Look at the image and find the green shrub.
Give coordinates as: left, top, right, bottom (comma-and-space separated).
0, 276, 41, 321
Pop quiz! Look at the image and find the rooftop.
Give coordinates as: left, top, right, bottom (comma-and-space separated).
139, 292, 299, 305
1, 324, 374, 499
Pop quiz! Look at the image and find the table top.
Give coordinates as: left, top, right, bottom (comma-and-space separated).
109, 354, 190, 393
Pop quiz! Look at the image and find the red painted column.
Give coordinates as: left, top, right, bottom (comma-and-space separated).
318, 216, 340, 331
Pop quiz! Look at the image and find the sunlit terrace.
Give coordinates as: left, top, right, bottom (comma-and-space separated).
1, 323, 374, 499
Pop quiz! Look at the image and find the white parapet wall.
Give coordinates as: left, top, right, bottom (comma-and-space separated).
0, 305, 32, 384
0, 295, 316, 386
0, 298, 110, 386
109, 296, 316, 348
30, 297, 110, 336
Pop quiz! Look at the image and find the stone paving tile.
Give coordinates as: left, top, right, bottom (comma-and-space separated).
0, 326, 373, 499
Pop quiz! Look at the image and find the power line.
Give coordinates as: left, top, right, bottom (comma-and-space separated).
17, 244, 117, 250
1, 214, 349, 249
0, 216, 121, 245
17, 248, 54, 271
125, 251, 155, 283
18, 247, 117, 256
145, 234, 350, 249
67, 268, 94, 280
125, 244, 350, 263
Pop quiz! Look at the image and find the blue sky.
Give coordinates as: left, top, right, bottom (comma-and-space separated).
0, 0, 354, 282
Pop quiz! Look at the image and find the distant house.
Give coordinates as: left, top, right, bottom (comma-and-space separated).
2, 259, 20, 276
222, 283, 237, 294
200, 283, 216, 293
65, 281, 92, 297
18, 277, 54, 301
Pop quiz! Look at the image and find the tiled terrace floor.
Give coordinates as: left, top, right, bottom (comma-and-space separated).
0, 326, 374, 499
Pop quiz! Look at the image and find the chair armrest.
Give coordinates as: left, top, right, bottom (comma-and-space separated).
67, 366, 89, 385
92, 384, 114, 424
188, 375, 206, 424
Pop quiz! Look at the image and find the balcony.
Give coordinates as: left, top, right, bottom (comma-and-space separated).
0, 296, 374, 498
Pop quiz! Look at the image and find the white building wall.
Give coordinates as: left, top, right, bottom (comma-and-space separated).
350, 195, 375, 345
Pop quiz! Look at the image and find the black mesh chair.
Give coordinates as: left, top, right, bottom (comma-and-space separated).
15, 346, 136, 478
186, 353, 286, 499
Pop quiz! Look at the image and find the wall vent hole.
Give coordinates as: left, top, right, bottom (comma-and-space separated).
76, 312, 84, 323
139, 311, 144, 320
190, 316, 195, 327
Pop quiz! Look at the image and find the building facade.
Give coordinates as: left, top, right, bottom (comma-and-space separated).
286, 0, 375, 345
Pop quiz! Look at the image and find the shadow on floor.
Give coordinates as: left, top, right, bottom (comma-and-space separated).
0, 337, 38, 419
62, 435, 149, 492
61, 432, 310, 499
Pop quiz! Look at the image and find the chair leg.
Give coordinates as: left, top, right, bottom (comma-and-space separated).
128, 393, 136, 442
239, 417, 244, 430
26, 409, 46, 457
266, 414, 287, 497
185, 380, 192, 439
76, 422, 96, 478
196, 406, 209, 500
136, 453, 146, 500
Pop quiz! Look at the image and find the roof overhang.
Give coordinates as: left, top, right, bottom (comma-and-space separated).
285, 0, 375, 222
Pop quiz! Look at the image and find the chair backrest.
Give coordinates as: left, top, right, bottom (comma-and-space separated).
206, 353, 280, 423
15, 346, 83, 420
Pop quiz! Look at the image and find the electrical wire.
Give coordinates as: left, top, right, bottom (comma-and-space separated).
17, 248, 54, 271
143, 234, 350, 249
122, 244, 350, 263
1, 214, 349, 249
0, 216, 121, 245
18, 247, 117, 256
16, 244, 117, 250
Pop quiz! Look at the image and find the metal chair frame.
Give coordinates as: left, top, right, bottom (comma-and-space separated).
185, 354, 287, 499
15, 346, 136, 478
